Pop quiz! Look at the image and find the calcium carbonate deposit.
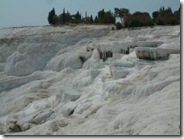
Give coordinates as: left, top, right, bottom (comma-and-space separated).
0, 25, 180, 135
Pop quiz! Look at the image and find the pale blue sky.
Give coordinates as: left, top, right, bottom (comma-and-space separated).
0, 0, 180, 28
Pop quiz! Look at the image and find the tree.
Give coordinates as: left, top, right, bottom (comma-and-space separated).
62, 8, 66, 24
98, 9, 115, 24
104, 11, 115, 24
48, 6, 180, 27
152, 11, 159, 20
94, 16, 98, 24
58, 9, 71, 24
114, 8, 120, 17
165, 7, 172, 14
90, 15, 93, 24
66, 11, 71, 24
174, 7, 180, 24
154, 7, 180, 25
159, 6, 165, 13
48, 8, 58, 25
83, 11, 89, 24
52, 15, 58, 25
74, 11, 82, 24
114, 8, 129, 17
98, 9, 105, 23
58, 14, 62, 24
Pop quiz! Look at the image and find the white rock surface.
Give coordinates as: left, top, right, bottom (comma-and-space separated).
0, 25, 180, 135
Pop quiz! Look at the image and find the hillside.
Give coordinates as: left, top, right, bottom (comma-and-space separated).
0, 25, 180, 135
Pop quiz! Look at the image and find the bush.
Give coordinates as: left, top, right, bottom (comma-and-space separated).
116, 22, 123, 30
112, 26, 115, 30
154, 7, 180, 26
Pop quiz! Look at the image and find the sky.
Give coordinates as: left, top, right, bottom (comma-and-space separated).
0, 0, 181, 28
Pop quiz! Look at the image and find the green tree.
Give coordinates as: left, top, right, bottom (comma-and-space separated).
94, 16, 98, 24
174, 7, 180, 24
74, 11, 82, 24
159, 6, 165, 13
52, 15, 58, 25
58, 9, 71, 24
155, 6, 179, 25
114, 8, 129, 17
90, 15, 94, 24
98, 9, 115, 24
62, 8, 66, 24
66, 11, 71, 24
48, 8, 58, 25
84, 11, 88, 23
58, 14, 62, 24
165, 7, 172, 14
152, 11, 159, 20
98, 9, 105, 24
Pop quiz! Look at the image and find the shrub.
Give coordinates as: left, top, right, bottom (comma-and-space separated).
116, 22, 123, 30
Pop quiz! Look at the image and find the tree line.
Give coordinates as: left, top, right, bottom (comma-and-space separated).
48, 8, 115, 25
48, 6, 180, 28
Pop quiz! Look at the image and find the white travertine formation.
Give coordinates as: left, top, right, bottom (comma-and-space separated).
0, 25, 180, 135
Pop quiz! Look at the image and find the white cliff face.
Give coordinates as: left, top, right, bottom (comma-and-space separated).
0, 25, 180, 135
